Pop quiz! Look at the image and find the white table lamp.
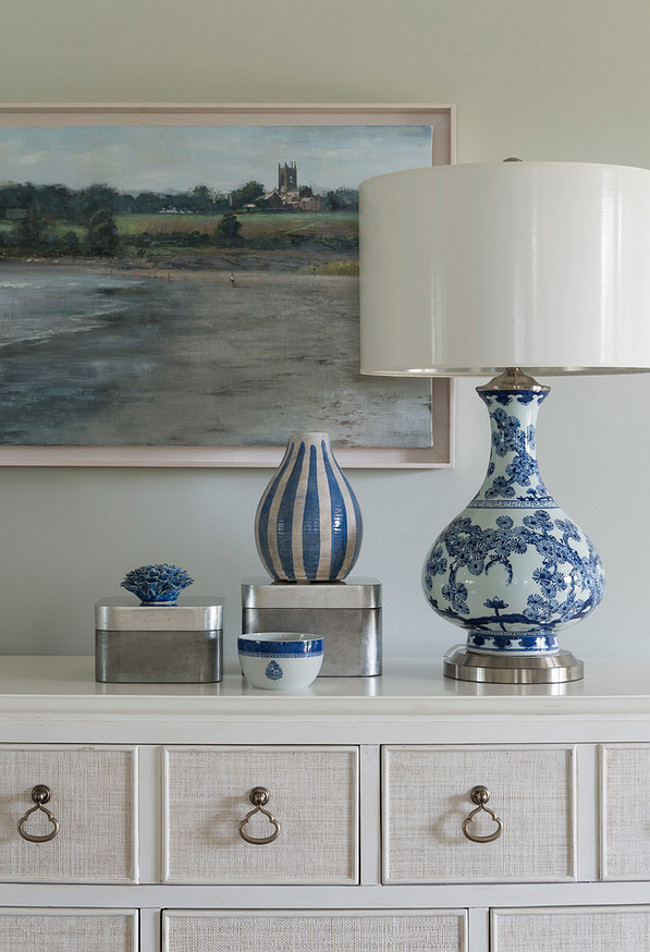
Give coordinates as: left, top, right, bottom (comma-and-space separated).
359, 161, 650, 683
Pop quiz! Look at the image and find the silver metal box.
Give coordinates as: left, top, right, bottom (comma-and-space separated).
95, 596, 223, 683
242, 576, 381, 677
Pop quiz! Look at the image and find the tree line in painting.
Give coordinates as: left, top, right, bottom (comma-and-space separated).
0, 181, 359, 260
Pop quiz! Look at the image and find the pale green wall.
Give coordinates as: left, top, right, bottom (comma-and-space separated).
1, 0, 648, 660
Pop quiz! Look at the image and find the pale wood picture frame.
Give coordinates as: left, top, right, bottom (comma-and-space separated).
0, 102, 455, 468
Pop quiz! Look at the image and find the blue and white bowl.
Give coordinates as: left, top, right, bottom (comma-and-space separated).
238, 633, 324, 691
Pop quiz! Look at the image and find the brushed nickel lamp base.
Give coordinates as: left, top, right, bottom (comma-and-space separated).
443, 646, 584, 684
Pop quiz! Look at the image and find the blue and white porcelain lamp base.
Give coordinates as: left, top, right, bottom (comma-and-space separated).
424, 370, 603, 684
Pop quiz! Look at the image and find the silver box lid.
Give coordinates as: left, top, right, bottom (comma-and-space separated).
95, 596, 223, 632
241, 576, 381, 610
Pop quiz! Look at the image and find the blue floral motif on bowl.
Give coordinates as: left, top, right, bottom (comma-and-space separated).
265, 660, 284, 681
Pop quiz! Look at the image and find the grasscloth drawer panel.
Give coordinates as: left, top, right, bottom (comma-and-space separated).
382, 744, 575, 883
0, 745, 137, 883
600, 743, 650, 880
163, 745, 358, 883
492, 906, 650, 951
162, 910, 466, 952
0, 908, 138, 951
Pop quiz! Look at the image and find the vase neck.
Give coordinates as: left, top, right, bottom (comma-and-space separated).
470, 389, 559, 509
287, 431, 331, 448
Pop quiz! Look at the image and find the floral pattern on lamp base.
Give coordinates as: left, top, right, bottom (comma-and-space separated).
423, 388, 605, 656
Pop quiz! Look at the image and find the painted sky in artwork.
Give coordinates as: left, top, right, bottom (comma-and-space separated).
0, 124, 432, 194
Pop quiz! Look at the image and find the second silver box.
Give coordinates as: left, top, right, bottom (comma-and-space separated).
242, 576, 381, 677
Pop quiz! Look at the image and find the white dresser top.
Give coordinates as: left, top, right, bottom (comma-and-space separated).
0, 654, 646, 720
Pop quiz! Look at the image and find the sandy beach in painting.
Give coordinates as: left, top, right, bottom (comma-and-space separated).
0, 261, 432, 447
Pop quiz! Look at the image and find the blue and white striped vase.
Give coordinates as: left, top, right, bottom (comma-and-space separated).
255, 431, 362, 582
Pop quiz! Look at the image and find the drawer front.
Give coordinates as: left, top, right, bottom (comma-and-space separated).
0, 745, 137, 883
382, 745, 575, 883
0, 908, 138, 951
163, 745, 358, 883
492, 906, 650, 951
600, 743, 650, 879
162, 910, 467, 952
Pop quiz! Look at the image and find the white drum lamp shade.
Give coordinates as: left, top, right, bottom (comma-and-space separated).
360, 162, 650, 377
359, 162, 650, 683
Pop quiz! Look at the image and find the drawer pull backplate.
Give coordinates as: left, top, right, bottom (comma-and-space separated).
238, 786, 281, 845
462, 785, 503, 844
17, 785, 60, 843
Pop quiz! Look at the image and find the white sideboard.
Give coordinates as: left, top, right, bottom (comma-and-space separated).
2, 655, 650, 951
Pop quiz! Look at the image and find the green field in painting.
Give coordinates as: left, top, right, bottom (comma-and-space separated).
113, 210, 358, 267
0, 210, 358, 270
115, 211, 358, 239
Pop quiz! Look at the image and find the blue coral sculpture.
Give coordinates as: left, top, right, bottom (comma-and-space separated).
121, 564, 194, 604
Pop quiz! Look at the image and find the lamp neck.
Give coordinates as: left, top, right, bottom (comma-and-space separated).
470, 386, 557, 510
476, 368, 550, 392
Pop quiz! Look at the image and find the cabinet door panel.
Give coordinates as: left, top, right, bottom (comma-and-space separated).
163, 745, 358, 883
383, 745, 575, 883
600, 743, 650, 879
0, 745, 137, 883
492, 906, 650, 951
163, 910, 466, 952
0, 908, 137, 951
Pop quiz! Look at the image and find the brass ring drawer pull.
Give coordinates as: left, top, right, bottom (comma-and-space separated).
462, 785, 503, 843
17, 785, 60, 843
238, 787, 281, 845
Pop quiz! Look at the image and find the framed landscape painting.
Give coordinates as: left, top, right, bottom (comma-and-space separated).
0, 103, 454, 467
